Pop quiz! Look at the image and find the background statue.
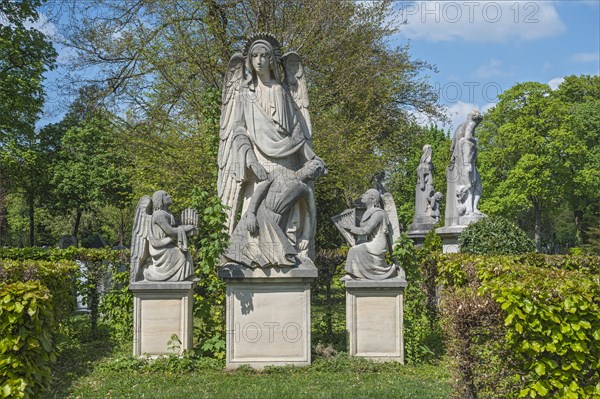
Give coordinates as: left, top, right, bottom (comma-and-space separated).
334, 189, 399, 280
218, 33, 322, 266
130, 191, 198, 282
409, 145, 442, 231
445, 110, 486, 226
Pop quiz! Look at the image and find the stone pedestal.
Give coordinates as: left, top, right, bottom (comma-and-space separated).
407, 229, 429, 246
219, 263, 317, 369
435, 225, 466, 253
345, 277, 407, 362
130, 279, 197, 357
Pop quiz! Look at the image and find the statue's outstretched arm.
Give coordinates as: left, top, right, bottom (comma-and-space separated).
348, 211, 384, 236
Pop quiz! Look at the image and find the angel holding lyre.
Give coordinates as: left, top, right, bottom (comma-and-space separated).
130, 191, 198, 282
218, 33, 322, 265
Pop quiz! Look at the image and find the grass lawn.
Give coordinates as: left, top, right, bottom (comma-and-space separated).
49, 356, 452, 399
46, 318, 451, 399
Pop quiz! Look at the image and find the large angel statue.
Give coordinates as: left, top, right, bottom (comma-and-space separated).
333, 189, 401, 280
218, 32, 322, 267
130, 191, 198, 282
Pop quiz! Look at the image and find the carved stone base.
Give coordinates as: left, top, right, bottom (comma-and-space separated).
130, 280, 197, 357
218, 263, 317, 369
435, 225, 466, 253
345, 277, 407, 362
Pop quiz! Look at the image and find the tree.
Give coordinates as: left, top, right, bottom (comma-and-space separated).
478, 76, 600, 252
0, 0, 57, 245
53, 107, 132, 242
58, 0, 443, 248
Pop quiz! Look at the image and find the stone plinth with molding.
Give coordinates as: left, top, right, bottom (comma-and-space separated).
219, 263, 317, 369
345, 277, 407, 363
130, 280, 197, 357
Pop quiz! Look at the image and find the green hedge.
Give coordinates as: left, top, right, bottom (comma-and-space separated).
438, 254, 600, 399
0, 259, 78, 324
0, 281, 56, 399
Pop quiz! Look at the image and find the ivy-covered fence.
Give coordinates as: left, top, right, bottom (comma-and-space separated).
437, 254, 600, 399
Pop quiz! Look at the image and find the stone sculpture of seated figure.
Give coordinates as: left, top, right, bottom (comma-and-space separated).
340, 189, 398, 280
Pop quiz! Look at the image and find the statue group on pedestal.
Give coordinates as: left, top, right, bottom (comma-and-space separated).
446, 110, 486, 227
217, 33, 324, 269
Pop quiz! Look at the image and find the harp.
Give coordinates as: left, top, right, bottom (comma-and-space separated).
331, 208, 356, 246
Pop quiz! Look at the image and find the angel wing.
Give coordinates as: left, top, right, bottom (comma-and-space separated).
283, 51, 312, 140
218, 53, 246, 234
130, 195, 152, 282
382, 192, 401, 252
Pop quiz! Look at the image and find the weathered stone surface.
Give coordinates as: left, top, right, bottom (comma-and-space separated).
345, 277, 407, 362
131, 280, 197, 357
335, 189, 399, 280
218, 33, 325, 268
409, 145, 442, 234
130, 191, 198, 282
434, 225, 465, 253
221, 264, 315, 369
445, 110, 487, 227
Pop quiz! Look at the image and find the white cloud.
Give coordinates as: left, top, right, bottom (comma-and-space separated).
570, 52, 600, 63
396, 1, 565, 42
444, 101, 481, 132
547, 77, 564, 90
475, 59, 507, 78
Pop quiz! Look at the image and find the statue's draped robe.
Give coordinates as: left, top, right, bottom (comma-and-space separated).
224, 174, 312, 268
144, 211, 194, 281
219, 80, 316, 263
346, 208, 397, 280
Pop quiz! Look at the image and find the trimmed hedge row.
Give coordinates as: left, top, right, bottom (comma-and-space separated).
437, 254, 600, 399
1, 281, 56, 399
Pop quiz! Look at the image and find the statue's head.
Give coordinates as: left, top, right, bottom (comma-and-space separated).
283, 51, 302, 83
243, 33, 282, 82
152, 190, 172, 211
421, 144, 432, 162
300, 158, 327, 180
468, 109, 483, 124
362, 188, 381, 208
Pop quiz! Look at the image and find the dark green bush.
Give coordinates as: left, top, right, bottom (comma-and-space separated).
459, 216, 536, 255
0, 281, 56, 399
439, 254, 600, 399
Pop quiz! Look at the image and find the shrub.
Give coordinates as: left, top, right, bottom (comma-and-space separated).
394, 232, 444, 364
189, 189, 229, 358
439, 254, 600, 399
459, 216, 536, 255
0, 281, 56, 399
0, 259, 77, 324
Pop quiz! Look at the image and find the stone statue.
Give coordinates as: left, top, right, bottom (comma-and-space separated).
409, 145, 443, 232
130, 191, 198, 282
337, 189, 399, 280
218, 33, 323, 267
223, 158, 326, 268
445, 110, 486, 226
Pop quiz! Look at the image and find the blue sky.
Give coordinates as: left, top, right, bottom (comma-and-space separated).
390, 0, 600, 130
36, 1, 600, 130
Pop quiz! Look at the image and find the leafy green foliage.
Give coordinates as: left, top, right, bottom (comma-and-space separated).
439, 254, 600, 398
189, 189, 228, 358
479, 76, 600, 252
0, 258, 77, 323
98, 269, 133, 342
0, 281, 56, 399
459, 216, 536, 255
393, 232, 444, 363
